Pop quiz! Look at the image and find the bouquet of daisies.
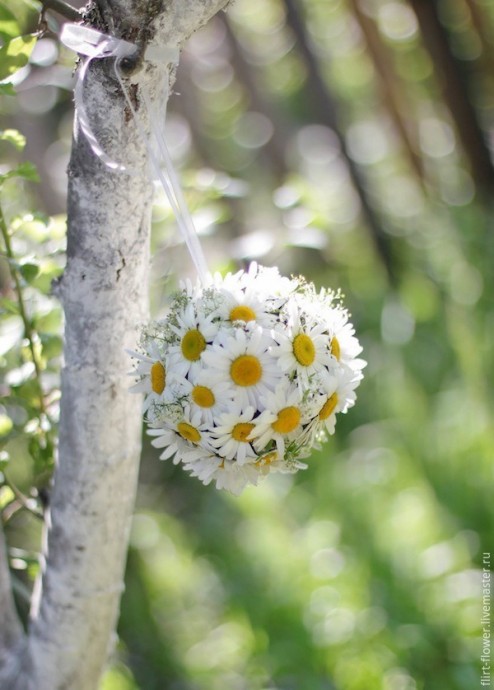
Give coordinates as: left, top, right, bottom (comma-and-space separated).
130, 264, 365, 495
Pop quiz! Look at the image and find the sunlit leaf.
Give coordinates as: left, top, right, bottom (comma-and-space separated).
40, 333, 62, 360
46, 214, 67, 240
14, 161, 38, 181
100, 664, 138, 690
0, 413, 13, 437
12, 214, 47, 239
27, 560, 40, 579
0, 485, 15, 509
35, 307, 62, 334
0, 4, 19, 42
0, 128, 26, 151
17, 0, 40, 11
0, 34, 36, 81
39, 256, 63, 275
0, 161, 39, 184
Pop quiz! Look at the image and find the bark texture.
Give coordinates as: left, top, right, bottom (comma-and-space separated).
0, 1, 229, 688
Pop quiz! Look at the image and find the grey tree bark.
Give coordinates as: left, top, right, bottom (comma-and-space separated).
0, 1, 229, 688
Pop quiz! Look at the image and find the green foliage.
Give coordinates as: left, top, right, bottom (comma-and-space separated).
0, 131, 63, 535
0, 34, 37, 80
0, 128, 26, 149
0, 4, 20, 42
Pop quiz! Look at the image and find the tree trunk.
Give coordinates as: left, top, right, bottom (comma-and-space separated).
0, 1, 230, 688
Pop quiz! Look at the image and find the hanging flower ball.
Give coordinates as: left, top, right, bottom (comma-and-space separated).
129, 264, 366, 495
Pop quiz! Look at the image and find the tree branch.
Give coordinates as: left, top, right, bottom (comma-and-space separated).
2, 474, 44, 522
38, 0, 81, 22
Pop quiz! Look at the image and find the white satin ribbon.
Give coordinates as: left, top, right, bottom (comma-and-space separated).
61, 24, 208, 282
61, 25, 138, 171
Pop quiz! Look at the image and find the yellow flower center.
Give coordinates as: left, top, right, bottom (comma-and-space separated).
192, 385, 215, 408
319, 393, 338, 420
272, 406, 301, 434
232, 422, 255, 442
293, 333, 315, 367
230, 305, 257, 322
256, 451, 278, 466
181, 329, 206, 361
330, 336, 341, 360
177, 421, 201, 443
230, 355, 262, 387
150, 361, 166, 394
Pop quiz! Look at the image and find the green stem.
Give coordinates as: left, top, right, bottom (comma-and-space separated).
1, 473, 44, 521
0, 205, 47, 419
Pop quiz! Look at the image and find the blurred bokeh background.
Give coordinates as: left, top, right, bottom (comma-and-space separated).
1, 0, 494, 688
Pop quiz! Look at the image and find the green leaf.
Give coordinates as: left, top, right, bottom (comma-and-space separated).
18, 0, 41, 12
35, 308, 62, 334
0, 128, 26, 151
0, 485, 15, 510
0, 34, 37, 81
11, 213, 47, 238
0, 5, 19, 42
19, 261, 39, 283
14, 161, 38, 181
0, 413, 13, 437
12, 379, 39, 405
40, 333, 62, 360
0, 82, 15, 95
0, 161, 39, 184
29, 435, 54, 476
0, 297, 20, 315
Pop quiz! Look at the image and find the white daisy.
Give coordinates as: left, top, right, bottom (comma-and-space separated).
210, 402, 260, 465
209, 267, 247, 294
213, 285, 277, 329
128, 341, 173, 415
167, 302, 219, 379
182, 453, 223, 486
202, 324, 281, 409
251, 381, 310, 458
147, 406, 215, 463
315, 366, 361, 435
270, 302, 333, 386
213, 458, 261, 495
206, 266, 269, 320
324, 307, 365, 369
247, 263, 296, 301
177, 275, 200, 299
176, 372, 234, 425
209, 263, 294, 309
183, 454, 262, 495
